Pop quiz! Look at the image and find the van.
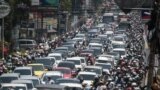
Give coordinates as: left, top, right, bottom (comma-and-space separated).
17, 39, 37, 49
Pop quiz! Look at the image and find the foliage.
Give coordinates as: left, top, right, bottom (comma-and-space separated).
61, 0, 72, 12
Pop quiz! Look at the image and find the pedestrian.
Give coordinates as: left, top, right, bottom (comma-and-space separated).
45, 77, 55, 84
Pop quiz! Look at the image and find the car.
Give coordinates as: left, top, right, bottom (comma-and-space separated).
112, 48, 126, 58
36, 84, 67, 90
96, 56, 114, 67
28, 63, 45, 77
72, 57, 87, 68
48, 53, 64, 64
53, 67, 72, 78
66, 57, 82, 70
0, 83, 28, 90
16, 39, 37, 49
83, 66, 103, 76
55, 78, 80, 84
41, 71, 63, 84
95, 63, 112, 74
112, 35, 126, 43
14, 66, 34, 76
20, 76, 41, 86
54, 47, 69, 54
35, 57, 56, 70
60, 83, 82, 90
0, 73, 20, 84
57, 61, 77, 77
62, 45, 76, 56
11, 80, 35, 90
77, 71, 97, 86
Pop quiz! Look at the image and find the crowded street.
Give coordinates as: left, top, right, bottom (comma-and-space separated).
0, 0, 158, 90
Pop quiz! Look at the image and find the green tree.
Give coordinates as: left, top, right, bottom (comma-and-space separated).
61, 0, 72, 12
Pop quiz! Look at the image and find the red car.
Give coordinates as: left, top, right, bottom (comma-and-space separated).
53, 67, 72, 78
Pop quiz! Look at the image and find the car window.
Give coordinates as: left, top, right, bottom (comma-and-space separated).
14, 69, 31, 75
19, 41, 26, 44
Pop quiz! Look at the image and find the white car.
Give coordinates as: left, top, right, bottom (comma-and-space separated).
14, 66, 34, 76
112, 48, 126, 58
83, 66, 103, 76
96, 57, 114, 67
66, 57, 82, 70
41, 71, 63, 84
48, 53, 64, 64
72, 57, 87, 68
77, 71, 97, 86
1, 83, 28, 90
11, 80, 35, 90
60, 83, 82, 89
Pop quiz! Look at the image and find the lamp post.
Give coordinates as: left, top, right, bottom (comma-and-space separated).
0, 0, 10, 59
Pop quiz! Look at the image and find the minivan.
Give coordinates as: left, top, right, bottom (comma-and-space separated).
17, 39, 37, 49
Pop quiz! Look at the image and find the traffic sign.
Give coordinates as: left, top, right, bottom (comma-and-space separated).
0, 3, 10, 18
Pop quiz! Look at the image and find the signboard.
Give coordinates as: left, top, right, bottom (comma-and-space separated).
39, 0, 59, 7
0, 3, 10, 18
141, 10, 151, 20
32, 0, 40, 6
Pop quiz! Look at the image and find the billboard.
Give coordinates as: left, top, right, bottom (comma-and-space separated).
39, 0, 59, 7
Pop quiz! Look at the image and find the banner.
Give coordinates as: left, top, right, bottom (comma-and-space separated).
39, 0, 59, 7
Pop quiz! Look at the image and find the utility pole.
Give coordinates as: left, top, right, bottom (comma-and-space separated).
147, 0, 160, 89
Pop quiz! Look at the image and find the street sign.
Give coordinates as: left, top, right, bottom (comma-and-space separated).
0, 3, 10, 18
141, 10, 151, 21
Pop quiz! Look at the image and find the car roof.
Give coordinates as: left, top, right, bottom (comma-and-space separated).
111, 41, 125, 44
72, 57, 85, 59
35, 57, 55, 60
78, 71, 97, 75
28, 63, 44, 66
0, 73, 20, 77
44, 71, 63, 76
11, 80, 33, 84
60, 83, 82, 88
95, 63, 112, 66
89, 43, 103, 46
59, 61, 74, 64
54, 67, 71, 70
1, 83, 27, 87
48, 53, 62, 56
14, 66, 32, 70
56, 47, 68, 49
113, 48, 125, 51
36, 84, 66, 89
20, 76, 39, 80
66, 58, 81, 61
85, 66, 102, 69
57, 78, 79, 81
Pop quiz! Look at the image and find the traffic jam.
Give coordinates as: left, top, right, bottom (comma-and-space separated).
0, 1, 147, 90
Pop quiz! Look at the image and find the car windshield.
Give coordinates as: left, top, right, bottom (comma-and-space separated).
78, 74, 95, 80
58, 63, 75, 70
112, 44, 125, 48
14, 70, 31, 75
67, 60, 80, 65
84, 68, 101, 75
53, 69, 71, 74
51, 56, 61, 60
0, 77, 18, 83
36, 59, 55, 66
43, 76, 62, 81
113, 50, 125, 56
29, 65, 44, 71
95, 64, 111, 70
2, 87, 26, 90
56, 79, 80, 84
114, 38, 123, 41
